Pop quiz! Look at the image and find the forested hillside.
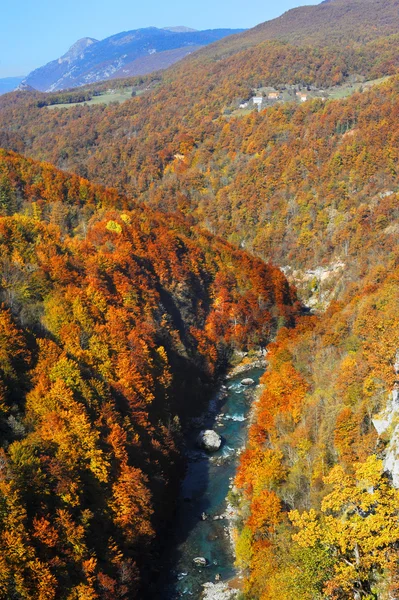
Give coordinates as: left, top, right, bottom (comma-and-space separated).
1, 0, 399, 597
2, 64, 399, 309
0, 150, 297, 599
1, 1, 399, 297
198, 0, 399, 54
2, 35, 399, 196
234, 257, 399, 598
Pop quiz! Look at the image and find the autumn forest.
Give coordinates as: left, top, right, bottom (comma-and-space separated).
1, 0, 399, 598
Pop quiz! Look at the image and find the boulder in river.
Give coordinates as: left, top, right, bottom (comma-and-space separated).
197, 429, 222, 452
241, 378, 255, 386
193, 556, 208, 567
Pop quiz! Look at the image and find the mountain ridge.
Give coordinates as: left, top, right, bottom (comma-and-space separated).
193, 0, 399, 58
21, 26, 244, 92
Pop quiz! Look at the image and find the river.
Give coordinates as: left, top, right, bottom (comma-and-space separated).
165, 365, 264, 599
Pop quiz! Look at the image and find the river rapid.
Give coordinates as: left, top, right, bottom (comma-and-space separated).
165, 365, 264, 599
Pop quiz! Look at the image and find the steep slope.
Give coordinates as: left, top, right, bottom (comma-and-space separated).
0, 149, 298, 599
21, 27, 244, 92
2, 1, 399, 597
2, 0, 399, 227
196, 0, 399, 56
2, 68, 399, 307
19, 38, 98, 92
110, 45, 203, 78
234, 257, 399, 598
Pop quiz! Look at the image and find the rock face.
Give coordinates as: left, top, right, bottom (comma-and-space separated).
241, 377, 255, 386
372, 351, 399, 487
373, 387, 399, 487
197, 430, 222, 452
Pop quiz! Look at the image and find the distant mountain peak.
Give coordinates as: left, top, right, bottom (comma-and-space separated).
21, 27, 243, 92
15, 82, 36, 92
162, 26, 198, 33
60, 37, 98, 64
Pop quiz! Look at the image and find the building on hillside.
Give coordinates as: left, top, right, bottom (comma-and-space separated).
268, 91, 280, 100
253, 96, 263, 108
295, 91, 308, 102
239, 102, 249, 108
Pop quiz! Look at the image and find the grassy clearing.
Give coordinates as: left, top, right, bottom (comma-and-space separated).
326, 76, 390, 100
46, 87, 145, 109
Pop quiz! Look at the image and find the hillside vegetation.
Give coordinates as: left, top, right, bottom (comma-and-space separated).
234, 257, 399, 598
1, 0, 399, 596
199, 0, 399, 55
2, 65, 399, 303
1, 0, 399, 292
0, 150, 297, 599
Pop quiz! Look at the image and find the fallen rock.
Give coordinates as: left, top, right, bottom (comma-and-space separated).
197, 429, 222, 452
241, 378, 255, 386
201, 512, 208, 521
193, 556, 208, 567
201, 581, 238, 599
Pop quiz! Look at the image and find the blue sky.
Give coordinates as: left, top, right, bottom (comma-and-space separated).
0, 0, 320, 77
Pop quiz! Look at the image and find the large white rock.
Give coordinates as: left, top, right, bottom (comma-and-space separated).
241, 378, 255, 386
197, 430, 222, 452
193, 556, 208, 567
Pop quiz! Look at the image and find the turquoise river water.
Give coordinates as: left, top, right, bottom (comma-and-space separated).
166, 366, 264, 599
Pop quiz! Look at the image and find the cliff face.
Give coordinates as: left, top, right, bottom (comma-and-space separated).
373, 353, 399, 487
